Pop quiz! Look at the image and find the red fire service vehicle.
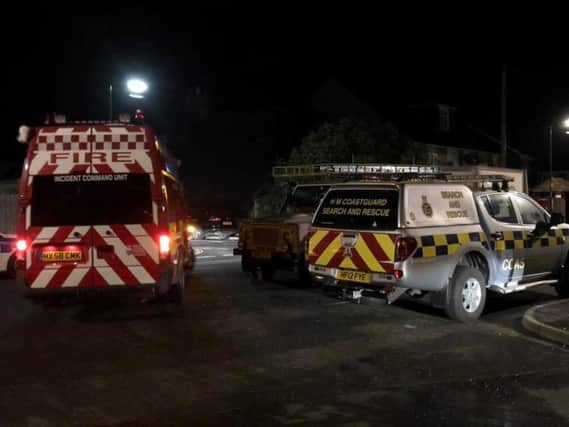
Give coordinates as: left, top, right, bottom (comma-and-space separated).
14, 114, 193, 304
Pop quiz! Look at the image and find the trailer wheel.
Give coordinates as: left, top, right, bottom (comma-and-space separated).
445, 266, 486, 323
241, 254, 254, 273
261, 264, 275, 281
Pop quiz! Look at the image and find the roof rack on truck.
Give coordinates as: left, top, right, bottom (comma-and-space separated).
272, 163, 513, 191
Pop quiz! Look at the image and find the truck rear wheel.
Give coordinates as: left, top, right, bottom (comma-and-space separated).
445, 266, 486, 323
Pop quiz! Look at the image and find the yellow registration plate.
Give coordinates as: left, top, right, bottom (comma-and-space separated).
336, 270, 371, 284
41, 251, 82, 262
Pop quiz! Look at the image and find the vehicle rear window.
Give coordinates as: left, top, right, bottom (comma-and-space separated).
31, 174, 153, 226
313, 188, 399, 230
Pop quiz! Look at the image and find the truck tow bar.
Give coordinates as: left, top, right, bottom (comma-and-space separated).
340, 288, 364, 304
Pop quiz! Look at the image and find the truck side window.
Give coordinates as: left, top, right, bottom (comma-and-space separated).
513, 195, 548, 225
482, 194, 518, 224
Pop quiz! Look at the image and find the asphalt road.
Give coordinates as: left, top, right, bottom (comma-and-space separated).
0, 240, 568, 426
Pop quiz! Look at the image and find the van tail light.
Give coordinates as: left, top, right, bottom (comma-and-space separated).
395, 237, 417, 262
158, 234, 170, 260
16, 239, 27, 252
15, 239, 27, 262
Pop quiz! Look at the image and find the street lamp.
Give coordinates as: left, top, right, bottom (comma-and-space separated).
127, 78, 148, 99
107, 78, 149, 121
548, 118, 569, 211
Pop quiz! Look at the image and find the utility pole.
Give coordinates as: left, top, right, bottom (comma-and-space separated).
500, 64, 507, 167
109, 84, 113, 121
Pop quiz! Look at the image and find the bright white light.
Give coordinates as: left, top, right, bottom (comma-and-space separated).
128, 93, 144, 99
126, 78, 148, 95
563, 118, 569, 128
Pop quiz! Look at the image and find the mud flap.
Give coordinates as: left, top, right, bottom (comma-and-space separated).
386, 287, 408, 304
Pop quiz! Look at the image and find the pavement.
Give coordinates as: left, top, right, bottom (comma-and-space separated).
0, 240, 568, 426
523, 298, 569, 346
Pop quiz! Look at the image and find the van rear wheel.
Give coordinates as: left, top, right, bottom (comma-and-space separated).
169, 262, 186, 306
445, 266, 486, 323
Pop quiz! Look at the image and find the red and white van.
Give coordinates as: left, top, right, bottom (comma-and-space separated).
15, 118, 192, 303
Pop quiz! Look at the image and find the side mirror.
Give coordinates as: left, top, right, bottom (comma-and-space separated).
532, 221, 549, 238
16, 125, 31, 144
550, 212, 564, 227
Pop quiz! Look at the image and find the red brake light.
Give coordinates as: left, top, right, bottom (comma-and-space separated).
159, 235, 170, 256
16, 239, 27, 252
395, 237, 417, 262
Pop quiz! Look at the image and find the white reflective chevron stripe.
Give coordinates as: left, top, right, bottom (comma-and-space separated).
31, 266, 59, 288
125, 225, 159, 263
97, 266, 124, 286
128, 266, 155, 284
61, 267, 89, 288
35, 227, 57, 242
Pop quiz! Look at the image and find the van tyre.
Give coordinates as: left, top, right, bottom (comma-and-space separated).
445, 266, 486, 323
241, 255, 253, 273
169, 260, 186, 306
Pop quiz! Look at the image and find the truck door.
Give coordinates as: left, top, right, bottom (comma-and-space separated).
510, 194, 563, 277
479, 193, 537, 285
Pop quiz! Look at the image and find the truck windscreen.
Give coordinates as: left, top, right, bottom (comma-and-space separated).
31, 174, 153, 226
313, 188, 399, 230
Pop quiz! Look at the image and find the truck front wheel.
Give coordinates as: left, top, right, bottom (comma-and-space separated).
445, 266, 486, 323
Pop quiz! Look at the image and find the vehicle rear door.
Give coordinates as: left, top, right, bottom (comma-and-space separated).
309, 187, 399, 283
89, 126, 160, 287
26, 126, 93, 289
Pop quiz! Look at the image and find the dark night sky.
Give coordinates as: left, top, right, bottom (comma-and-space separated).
3, 5, 569, 214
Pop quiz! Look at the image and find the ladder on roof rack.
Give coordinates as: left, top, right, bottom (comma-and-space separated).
272, 163, 441, 179
272, 164, 514, 189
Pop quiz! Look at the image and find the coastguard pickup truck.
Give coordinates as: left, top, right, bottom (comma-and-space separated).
308, 174, 568, 322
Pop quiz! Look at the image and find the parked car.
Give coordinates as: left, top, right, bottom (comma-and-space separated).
0, 233, 17, 278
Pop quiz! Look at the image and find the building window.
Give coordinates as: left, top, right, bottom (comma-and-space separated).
438, 105, 450, 132
427, 152, 439, 165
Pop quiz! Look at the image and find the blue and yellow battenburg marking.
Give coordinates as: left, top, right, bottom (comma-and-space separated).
413, 228, 569, 258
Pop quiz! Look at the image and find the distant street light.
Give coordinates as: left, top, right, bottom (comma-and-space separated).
548, 118, 569, 211
108, 78, 149, 121
127, 78, 149, 98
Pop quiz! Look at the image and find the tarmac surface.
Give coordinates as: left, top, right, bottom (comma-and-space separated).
0, 240, 568, 426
